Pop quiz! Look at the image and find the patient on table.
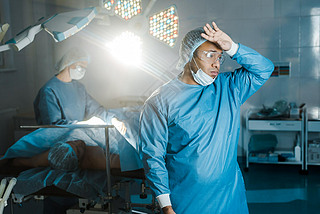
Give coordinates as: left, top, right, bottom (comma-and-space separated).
3, 140, 120, 171
0, 106, 143, 200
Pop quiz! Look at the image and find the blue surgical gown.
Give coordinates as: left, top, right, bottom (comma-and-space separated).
34, 76, 113, 125
139, 44, 274, 214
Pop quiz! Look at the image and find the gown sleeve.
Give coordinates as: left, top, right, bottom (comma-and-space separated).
84, 92, 115, 125
230, 43, 274, 104
139, 96, 170, 197
34, 88, 75, 125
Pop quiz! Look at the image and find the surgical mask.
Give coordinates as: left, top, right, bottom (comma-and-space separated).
69, 65, 86, 80
190, 57, 216, 86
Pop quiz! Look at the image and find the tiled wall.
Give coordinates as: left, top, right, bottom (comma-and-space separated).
211, 0, 320, 153
1, 0, 320, 155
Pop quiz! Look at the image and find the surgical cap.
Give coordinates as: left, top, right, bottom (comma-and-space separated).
176, 27, 207, 71
55, 48, 90, 72
48, 142, 79, 172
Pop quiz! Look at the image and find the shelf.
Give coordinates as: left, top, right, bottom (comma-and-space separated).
306, 119, 320, 170
308, 121, 320, 132
306, 162, 320, 166
248, 161, 302, 165
245, 108, 305, 172
248, 120, 301, 131
245, 108, 320, 172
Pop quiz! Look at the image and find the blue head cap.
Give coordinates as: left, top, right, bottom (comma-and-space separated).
55, 47, 90, 72
176, 27, 207, 71
48, 142, 79, 172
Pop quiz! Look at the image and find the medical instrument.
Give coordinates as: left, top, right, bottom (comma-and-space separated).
0, 178, 17, 214
0, 7, 96, 53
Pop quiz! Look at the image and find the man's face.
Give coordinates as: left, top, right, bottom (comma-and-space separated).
192, 41, 223, 79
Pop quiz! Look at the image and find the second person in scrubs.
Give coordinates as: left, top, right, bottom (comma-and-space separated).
34, 48, 126, 134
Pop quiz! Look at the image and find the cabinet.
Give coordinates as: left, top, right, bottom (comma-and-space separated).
305, 114, 320, 170
244, 108, 306, 171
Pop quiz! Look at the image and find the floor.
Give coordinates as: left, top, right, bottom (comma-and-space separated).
132, 162, 320, 214
241, 163, 320, 214
3, 162, 320, 214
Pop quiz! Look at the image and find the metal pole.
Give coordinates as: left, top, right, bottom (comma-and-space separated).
304, 107, 308, 172
105, 127, 112, 214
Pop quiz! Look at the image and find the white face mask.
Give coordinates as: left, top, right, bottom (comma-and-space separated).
190, 57, 216, 86
69, 65, 86, 80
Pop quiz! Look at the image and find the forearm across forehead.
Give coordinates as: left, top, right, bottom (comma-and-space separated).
233, 44, 274, 81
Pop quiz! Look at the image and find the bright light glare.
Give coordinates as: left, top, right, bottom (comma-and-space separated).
76, 116, 106, 125
107, 31, 142, 66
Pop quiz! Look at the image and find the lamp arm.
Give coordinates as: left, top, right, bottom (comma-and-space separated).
143, 0, 157, 17
0, 23, 10, 42
12, 24, 43, 51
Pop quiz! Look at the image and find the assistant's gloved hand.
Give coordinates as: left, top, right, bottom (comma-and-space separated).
111, 117, 127, 135
201, 21, 233, 51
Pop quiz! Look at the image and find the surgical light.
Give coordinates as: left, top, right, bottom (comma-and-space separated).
103, 0, 115, 10
108, 31, 142, 66
149, 5, 178, 47
0, 7, 97, 52
43, 7, 97, 42
114, 0, 142, 21
0, 23, 9, 43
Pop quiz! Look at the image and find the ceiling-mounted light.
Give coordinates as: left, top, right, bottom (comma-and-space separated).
1, 7, 97, 52
114, 0, 142, 21
103, 0, 115, 10
149, 5, 178, 47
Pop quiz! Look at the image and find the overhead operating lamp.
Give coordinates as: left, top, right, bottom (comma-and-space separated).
149, 5, 178, 47
0, 23, 10, 53
103, 0, 115, 10
126, 1, 179, 48
0, 23, 9, 43
0, 7, 97, 53
114, 0, 142, 21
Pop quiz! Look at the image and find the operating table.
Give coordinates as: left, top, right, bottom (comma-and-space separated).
0, 124, 159, 214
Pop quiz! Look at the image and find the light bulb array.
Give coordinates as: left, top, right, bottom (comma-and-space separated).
149, 5, 178, 47
114, 0, 142, 21
103, 0, 115, 10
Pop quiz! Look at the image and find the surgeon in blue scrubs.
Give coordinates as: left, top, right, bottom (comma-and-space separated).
34, 48, 126, 134
139, 22, 274, 214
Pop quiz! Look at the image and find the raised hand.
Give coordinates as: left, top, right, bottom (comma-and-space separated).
201, 21, 233, 51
